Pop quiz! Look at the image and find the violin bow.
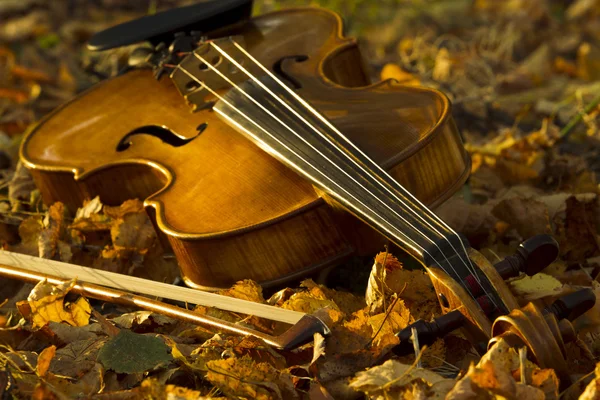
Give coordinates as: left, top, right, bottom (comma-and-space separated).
0, 251, 330, 350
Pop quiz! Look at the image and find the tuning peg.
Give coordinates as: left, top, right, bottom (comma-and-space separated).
393, 311, 466, 356
494, 234, 559, 279
544, 288, 596, 321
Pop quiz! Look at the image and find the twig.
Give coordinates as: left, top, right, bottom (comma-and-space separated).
559, 92, 600, 139
519, 347, 527, 385
380, 245, 389, 312
366, 297, 399, 348
411, 326, 422, 369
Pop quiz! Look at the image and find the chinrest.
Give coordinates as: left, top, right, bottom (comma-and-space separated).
87, 0, 253, 51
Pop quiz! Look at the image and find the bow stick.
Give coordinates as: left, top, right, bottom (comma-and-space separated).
0, 251, 329, 350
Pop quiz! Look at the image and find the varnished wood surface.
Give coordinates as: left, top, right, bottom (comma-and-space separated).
20, 8, 470, 289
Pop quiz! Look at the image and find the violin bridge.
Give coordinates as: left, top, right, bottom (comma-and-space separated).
170, 36, 249, 111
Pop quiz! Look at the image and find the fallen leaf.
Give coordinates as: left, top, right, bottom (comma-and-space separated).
509, 273, 564, 301
9, 161, 36, 205
38, 202, 69, 260
110, 311, 177, 330
70, 196, 111, 232
24, 279, 91, 329
135, 378, 208, 399
470, 360, 516, 398
516, 382, 545, 400
97, 330, 173, 374
301, 279, 365, 315
206, 355, 299, 400
49, 338, 106, 378
282, 292, 340, 315
36, 345, 55, 377
103, 199, 144, 219
492, 196, 552, 238
110, 211, 155, 257
530, 368, 559, 399
579, 362, 600, 400
219, 279, 265, 303
311, 332, 326, 367
557, 195, 600, 261
380, 63, 420, 86
349, 359, 452, 398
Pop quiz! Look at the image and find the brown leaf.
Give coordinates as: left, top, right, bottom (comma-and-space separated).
38, 202, 69, 260
0, 87, 29, 103
557, 195, 600, 261
435, 197, 497, 246
16, 216, 43, 255
103, 199, 144, 219
515, 382, 545, 400
492, 196, 552, 238
9, 161, 36, 205
110, 211, 155, 257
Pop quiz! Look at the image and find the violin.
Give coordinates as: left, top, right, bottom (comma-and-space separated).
20, 1, 470, 291
17, 0, 597, 377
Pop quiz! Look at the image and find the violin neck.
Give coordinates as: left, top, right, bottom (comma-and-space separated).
212, 77, 468, 278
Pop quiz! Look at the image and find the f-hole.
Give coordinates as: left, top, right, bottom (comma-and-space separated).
116, 123, 207, 152
273, 55, 308, 89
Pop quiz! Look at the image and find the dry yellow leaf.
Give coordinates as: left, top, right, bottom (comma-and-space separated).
26, 279, 91, 328
138, 378, 209, 399
219, 279, 265, 303
470, 360, 516, 398
579, 363, 600, 400
368, 303, 411, 339
349, 359, 452, 398
509, 273, 564, 301
530, 368, 559, 399
380, 63, 420, 86
281, 292, 340, 314
301, 279, 365, 315
206, 356, 298, 400
36, 345, 56, 377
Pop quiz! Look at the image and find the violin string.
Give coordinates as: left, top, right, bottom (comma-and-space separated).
176, 64, 456, 289
190, 51, 471, 294
225, 39, 482, 285
185, 53, 483, 303
210, 42, 489, 293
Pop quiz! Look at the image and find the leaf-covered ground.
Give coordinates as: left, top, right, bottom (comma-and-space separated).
2, 0, 600, 399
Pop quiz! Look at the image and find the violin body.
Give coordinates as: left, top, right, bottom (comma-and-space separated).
20, 8, 469, 290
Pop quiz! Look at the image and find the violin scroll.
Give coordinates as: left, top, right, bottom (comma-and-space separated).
413, 235, 573, 353
490, 289, 596, 388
